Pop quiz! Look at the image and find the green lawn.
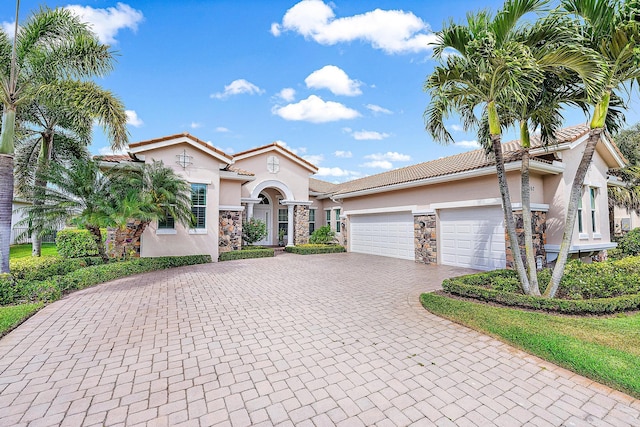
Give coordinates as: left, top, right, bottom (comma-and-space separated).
10, 243, 57, 259
0, 303, 43, 337
421, 292, 640, 398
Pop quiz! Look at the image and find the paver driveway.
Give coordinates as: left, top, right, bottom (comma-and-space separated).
0, 253, 639, 427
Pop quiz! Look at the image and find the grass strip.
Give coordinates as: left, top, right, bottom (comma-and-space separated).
0, 303, 43, 337
420, 292, 640, 398
10, 243, 57, 259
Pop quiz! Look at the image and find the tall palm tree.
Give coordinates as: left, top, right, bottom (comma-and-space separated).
426, 0, 560, 295
0, 6, 118, 272
15, 80, 128, 256
546, 0, 640, 297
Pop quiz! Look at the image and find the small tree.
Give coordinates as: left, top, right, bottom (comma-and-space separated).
242, 218, 267, 246
309, 225, 335, 244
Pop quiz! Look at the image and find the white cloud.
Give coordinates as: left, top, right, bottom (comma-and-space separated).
360, 160, 393, 169
455, 140, 481, 148
276, 87, 296, 102
273, 95, 360, 123
304, 65, 362, 96
271, 0, 437, 54
365, 104, 393, 115
334, 150, 352, 158
211, 79, 264, 99
190, 122, 202, 129
303, 154, 324, 164
215, 127, 230, 133
125, 110, 143, 127
1, 22, 15, 37
275, 140, 308, 156
316, 166, 360, 177
65, 3, 143, 44
450, 124, 463, 132
352, 130, 390, 140
365, 152, 411, 162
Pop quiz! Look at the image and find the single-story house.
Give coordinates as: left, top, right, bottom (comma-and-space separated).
98, 123, 625, 270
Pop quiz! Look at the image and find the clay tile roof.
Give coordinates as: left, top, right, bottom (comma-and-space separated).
309, 178, 338, 194
224, 165, 255, 176
128, 133, 233, 161
330, 124, 591, 196
93, 154, 139, 163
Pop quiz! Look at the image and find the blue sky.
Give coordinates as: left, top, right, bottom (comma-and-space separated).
6, 0, 640, 182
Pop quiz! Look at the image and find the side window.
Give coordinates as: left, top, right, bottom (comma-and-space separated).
309, 209, 316, 234
191, 184, 207, 229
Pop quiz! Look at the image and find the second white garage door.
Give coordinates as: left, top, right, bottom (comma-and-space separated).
440, 207, 506, 270
350, 212, 414, 260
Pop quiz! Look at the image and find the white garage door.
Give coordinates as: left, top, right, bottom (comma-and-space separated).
440, 207, 506, 270
350, 212, 414, 260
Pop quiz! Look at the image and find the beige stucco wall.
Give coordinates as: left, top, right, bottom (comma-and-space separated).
544, 144, 611, 247
236, 153, 311, 201
339, 171, 544, 213
613, 205, 640, 234
135, 143, 222, 260
219, 179, 242, 206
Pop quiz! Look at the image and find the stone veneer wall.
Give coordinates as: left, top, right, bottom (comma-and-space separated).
339, 217, 347, 247
414, 214, 437, 264
106, 220, 142, 258
219, 210, 242, 252
505, 210, 547, 269
294, 205, 310, 245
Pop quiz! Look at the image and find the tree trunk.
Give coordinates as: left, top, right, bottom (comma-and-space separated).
127, 221, 149, 257
491, 134, 531, 294
545, 129, 602, 297
0, 154, 14, 273
86, 225, 108, 263
113, 227, 127, 260
521, 148, 540, 295
31, 136, 54, 257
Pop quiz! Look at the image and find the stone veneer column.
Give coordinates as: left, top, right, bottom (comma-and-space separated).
414, 214, 437, 264
339, 216, 347, 247
219, 210, 243, 253
294, 205, 310, 245
505, 210, 547, 269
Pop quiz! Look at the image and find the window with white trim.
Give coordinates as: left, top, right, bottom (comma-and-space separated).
278, 208, 288, 234
158, 209, 175, 229
590, 187, 598, 233
334, 208, 341, 232
309, 209, 316, 234
191, 184, 207, 229
578, 189, 584, 234
325, 209, 331, 226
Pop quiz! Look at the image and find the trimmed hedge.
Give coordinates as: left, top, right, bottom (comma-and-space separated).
219, 248, 274, 261
441, 279, 640, 314
10, 256, 103, 282
0, 255, 211, 306
284, 244, 346, 255
56, 229, 101, 258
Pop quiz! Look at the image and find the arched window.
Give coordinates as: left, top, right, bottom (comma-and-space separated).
258, 194, 269, 204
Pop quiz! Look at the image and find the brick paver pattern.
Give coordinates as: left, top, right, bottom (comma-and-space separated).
0, 253, 639, 426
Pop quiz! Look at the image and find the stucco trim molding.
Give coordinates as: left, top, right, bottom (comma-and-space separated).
280, 200, 313, 206
250, 179, 295, 201
343, 205, 417, 216
218, 205, 245, 211
511, 203, 550, 212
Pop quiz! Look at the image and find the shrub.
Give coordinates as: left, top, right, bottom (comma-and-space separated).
219, 248, 274, 261
617, 228, 640, 256
0, 274, 16, 306
10, 256, 103, 282
309, 225, 335, 244
56, 229, 100, 258
284, 244, 346, 255
242, 218, 268, 246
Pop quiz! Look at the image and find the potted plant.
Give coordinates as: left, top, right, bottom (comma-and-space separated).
278, 228, 286, 246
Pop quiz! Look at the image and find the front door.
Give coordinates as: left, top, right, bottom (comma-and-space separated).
253, 206, 272, 246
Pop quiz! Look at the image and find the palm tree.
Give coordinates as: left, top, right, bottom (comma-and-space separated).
425, 0, 555, 295
546, 0, 640, 297
0, 6, 118, 272
15, 80, 128, 256
18, 159, 115, 262
106, 161, 193, 257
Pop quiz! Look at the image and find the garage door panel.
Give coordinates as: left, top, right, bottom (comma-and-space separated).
350, 212, 414, 261
440, 207, 506, 270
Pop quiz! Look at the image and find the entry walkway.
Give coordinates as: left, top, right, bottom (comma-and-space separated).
0, 254, 638, 426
